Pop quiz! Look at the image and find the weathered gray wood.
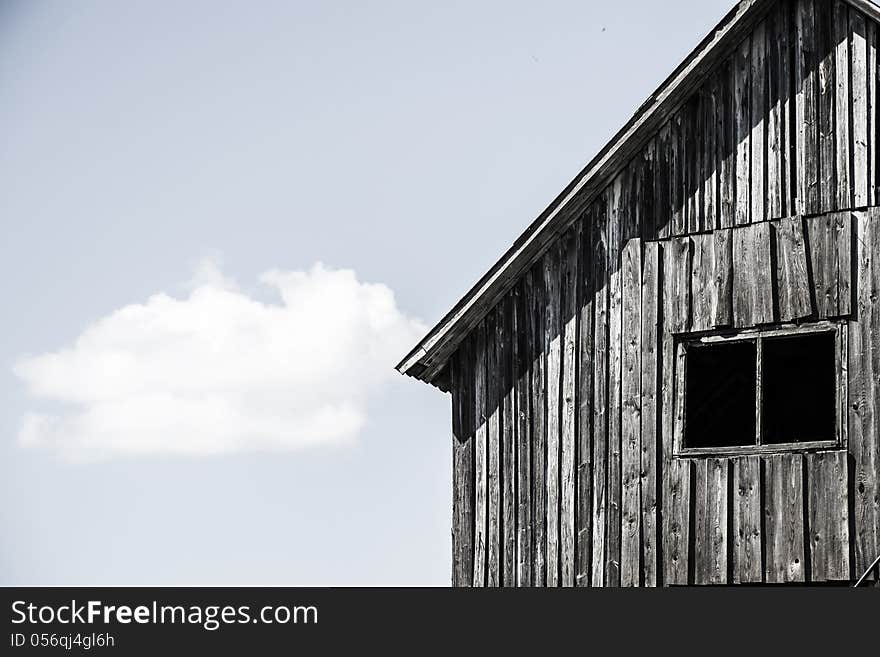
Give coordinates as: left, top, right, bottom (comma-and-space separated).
591, 199, 609, 587
513, 282, 532, 587
807, 450, 851, 582
852, 9, 869, 207
868, 21, 877, 206
834, 1, 852, 210
735, 35, 752, 225
641, 241, 660, 587
733, 222, 773, 327
560, 228, 577, 587
664, 236, 691, 333
671, 112, 685, 236
501, 296, 516, 586
806, 211, 852, 318
732, 455, 763, 583
473, 320, 488, 587
720, 58, 736, 229
691, 233, 719, 332
543, 245, 561, 587
767, 8, 784, 219
663, 459, 691, 586
703, 79, 719, 230
713, 228, 733, 327
774, 216, 812, 321
764, 453, 806, 584
621, 238, 642, 587
817, 0, 835, 213
849, 207, 880, 580
527, 266, 546, 586
685, 95, 702, 234
796, 0, 819, 215
694, 458, 729, 585
606, 176, 624, 587
486, 308, 501, 586
751, 20, 767, 223
656, 123, 672, 239
575, 216, 593, 587
452, 346, 475, 586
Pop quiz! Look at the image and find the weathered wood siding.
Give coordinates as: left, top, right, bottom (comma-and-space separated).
448, 0, 880, 586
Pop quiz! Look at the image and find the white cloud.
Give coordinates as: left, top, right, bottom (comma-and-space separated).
13, 261, 426, 458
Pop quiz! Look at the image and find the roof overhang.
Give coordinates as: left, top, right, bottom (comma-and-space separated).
397, 0, 880, 391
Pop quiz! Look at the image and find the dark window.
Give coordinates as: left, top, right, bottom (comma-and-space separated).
761, 332, 836, 444
682, 328, 838, 452
685, 341, 756, 448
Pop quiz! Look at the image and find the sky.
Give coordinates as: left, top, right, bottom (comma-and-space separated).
0, 0, 738, 585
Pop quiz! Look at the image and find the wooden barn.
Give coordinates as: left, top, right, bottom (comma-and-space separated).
398, 0, 880, 586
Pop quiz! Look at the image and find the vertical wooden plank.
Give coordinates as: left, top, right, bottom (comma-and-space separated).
733, 223, 773, 328
686, 95, 702, 234
834, 0, 852, 210
641, 140, 657, 240
817, 0, 836, 213
695, 458, 729, 585
753, 221, 774, 324
451, 346, 475, 587
514, 282, 532, 587
575, 217, 593, 587
663, 459, 691, 586
732, 455, 763, 584
528, 265, 546, 586
472, 320, 488, 587
774, 215, 812, 321
641, 241, 660, 587
591, 199, 609, 587
704, 79, 719, 230
543, 245, 561, 587
664, 236, 692, 334
767, 8, 784, 219
735, 35, 752, 225
560, 229, 577, 587
732, 225, 755, 327
764, 453, 806, 584
852, 9, 869, 207
621, 238, 642, 587
806, 212, 851, 318
780, 0, 794, 217
486, 308, 501, 587
835, 210, 852, 316
691, 233, 719, 333
656, 123, 672, 239
671, 112, 685, 236
606, 176, 624, 587
849, 207, 880, 580
720, 58, 736, 229
797, 0, 819, 214
807, 450, 851, 582
713, 228, 733, 327
868, 21, 877, 206
752, 20, 768, 223
501, 296, 516, 586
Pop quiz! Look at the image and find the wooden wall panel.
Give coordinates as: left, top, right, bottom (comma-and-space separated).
807, 450, 851, 581
560, 229, 578, 587
621, 238, 642, 586
773, 216, 812, 321
501, 297, 516, 586
451, 346, 475, 587
590, 200, 609, 587
850, 208, 880, 581
693, 458, 729, 585
641, 242, 660, 587
765, 453, 806, 583
543, 246, 561, 587
473, 320, 488, 587
486, 309, 501, 586
732, 455, 763, 583
527, 267, 547, 586
575, 217, 593, 587
513, 283, 532, 587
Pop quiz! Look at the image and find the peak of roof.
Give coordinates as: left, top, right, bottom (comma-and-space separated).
397, 0, 880, 390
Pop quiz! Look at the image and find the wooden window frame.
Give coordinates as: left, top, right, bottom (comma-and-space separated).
673, 321, 847, 458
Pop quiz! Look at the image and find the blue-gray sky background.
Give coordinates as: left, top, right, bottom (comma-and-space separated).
1, 0, 737, 585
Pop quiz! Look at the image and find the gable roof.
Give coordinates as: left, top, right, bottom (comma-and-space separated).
397, 0, 880, 390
